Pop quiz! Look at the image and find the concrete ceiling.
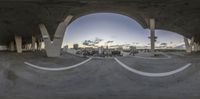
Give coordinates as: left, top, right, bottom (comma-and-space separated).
0, 0, 200, 45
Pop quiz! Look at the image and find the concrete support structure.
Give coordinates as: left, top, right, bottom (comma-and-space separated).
9, 41, 15, 51
31, 36, 36, 51
26, 43, 32, 50
14, 35, 22, 53
36, 39, 42, 50
193, 43, 198, 52
23, 43, 30, 51
36, 41, 41, 50
184, 37, 194, 53
198, 44, 200, 51
184, 37, 200, 53
193, 43, 200, 52
39, 15, 73, 57
149, 18, 156, 55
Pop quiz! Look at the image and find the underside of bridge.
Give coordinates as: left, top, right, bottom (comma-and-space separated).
1, 1, 200, 98
0, 0, 199, 56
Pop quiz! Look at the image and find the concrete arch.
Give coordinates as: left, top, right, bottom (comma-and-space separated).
65, 5, 192, 42
67, 5, 148, 29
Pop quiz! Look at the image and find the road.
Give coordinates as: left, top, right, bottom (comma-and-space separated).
0, 52, 200, 99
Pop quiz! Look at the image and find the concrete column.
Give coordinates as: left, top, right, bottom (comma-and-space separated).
195, 43, 200, 51
39, 15, 73, 57
193, 43, 198, 52
184, 37, 194, 53
37, 41, 42, 50
198, 44, 200, 51
24, 43, 27, 51
197, 43, 200, 51
9, 41, 15, 51
31, 36, 36, 51
25, 43, 31, 50
198, 45, 200, 51
29, 43, 32, 50
149, 18, 156, 55
36, 38, 42, 51
14, 35, 22, 53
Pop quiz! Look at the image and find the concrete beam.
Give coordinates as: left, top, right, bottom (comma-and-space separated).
39, 15, 73, 57
14, 35, 22, 53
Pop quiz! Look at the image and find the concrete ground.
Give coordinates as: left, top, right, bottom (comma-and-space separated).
0, 52, 200, 99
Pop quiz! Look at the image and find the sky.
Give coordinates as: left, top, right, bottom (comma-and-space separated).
62, 13, 184, 48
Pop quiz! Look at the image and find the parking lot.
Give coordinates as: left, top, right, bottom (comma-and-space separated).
0, 52, 200, 99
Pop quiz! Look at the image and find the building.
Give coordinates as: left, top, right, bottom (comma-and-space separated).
73, 44, 79, 50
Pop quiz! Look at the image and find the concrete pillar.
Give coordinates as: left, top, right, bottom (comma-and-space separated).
193, 43, 198, 52
14, 35, 22, 53
24, 43, 27, 51
195, 43, 200, 51
36, 38, 42, 51
37, 41, 42, 50
39, 15, 73, 57
9, 41, 15, 51
149, 18, 156, 55
184, 37, 194, 53
25, 43, 31, 50
31, 36, 36, 51
29, 43, 32, 50
198, 44, 200, 51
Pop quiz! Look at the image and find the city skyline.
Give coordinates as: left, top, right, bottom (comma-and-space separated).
62, 13, 184, 49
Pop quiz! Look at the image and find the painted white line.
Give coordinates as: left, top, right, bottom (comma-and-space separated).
24, 58, 92, 71
91, 57, 114, 59
114, 58, 192, 77
133, 56, 170, 59
159, 52, 172, 58
133, 52, 171, 60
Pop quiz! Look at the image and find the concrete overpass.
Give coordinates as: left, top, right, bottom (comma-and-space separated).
0, 0, 200, 56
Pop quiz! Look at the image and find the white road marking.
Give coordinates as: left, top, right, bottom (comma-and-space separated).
133, 56, 171, 59
91, 57, 114, 59
114, 58, 192, 77
159, 52, 172, 58
133, 52, 171, 60
24, 58, 92, 71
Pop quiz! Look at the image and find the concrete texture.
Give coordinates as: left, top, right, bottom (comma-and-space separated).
39, 15, 73, 57
0, 52, 200, 99
9, 41, 15, 51
0, 0, 199, 45
150, 18, 155, 54
14, 35, 22, 53
31, 36, 36, 51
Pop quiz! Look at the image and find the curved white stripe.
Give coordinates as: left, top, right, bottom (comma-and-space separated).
133, 52, 171, 59
133, 55, 171, 59
114, 58, 192, 77
159, 52, 172, 58
24, 58, 92, 71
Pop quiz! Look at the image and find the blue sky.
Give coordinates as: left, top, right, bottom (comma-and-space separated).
63, 13, 184, 48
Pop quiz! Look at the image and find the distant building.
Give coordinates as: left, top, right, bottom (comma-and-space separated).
73, 44, 79, 50
117, 46, 123, 51
129, 46, 136, 50
98, 46, 104, 54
